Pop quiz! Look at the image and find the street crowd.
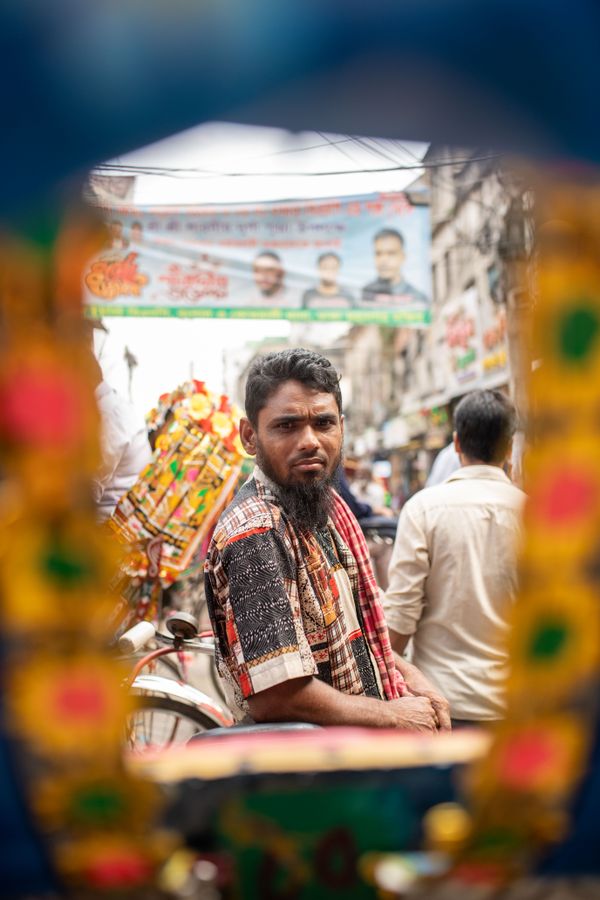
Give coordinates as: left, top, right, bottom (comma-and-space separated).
95, 346, 524, 733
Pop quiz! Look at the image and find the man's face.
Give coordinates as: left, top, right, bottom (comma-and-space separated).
318, 256, 340, 287
110, 222, 123, 238
240, 380, 343, 489
131, 224, 143, 243
374, 235, 405, 282
253, 256, 284, 296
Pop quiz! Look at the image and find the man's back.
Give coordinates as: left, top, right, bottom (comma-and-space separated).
384, 465, 525, 721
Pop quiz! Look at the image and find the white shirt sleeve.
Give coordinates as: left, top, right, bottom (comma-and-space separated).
383, 497, 430, 636
93, 384, 152, 520
94, 407, 130, 496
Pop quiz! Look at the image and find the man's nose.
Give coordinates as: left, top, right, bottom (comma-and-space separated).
296, 425, 320, 452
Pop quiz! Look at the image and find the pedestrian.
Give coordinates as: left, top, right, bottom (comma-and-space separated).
91, 355, 152, 522
205, 348, 450, 731
384, 389, 525, 726
353, 464, 391, 516
425, 440, 461, 487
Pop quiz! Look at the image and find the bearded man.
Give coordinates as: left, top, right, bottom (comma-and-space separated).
205, 348, 449, 731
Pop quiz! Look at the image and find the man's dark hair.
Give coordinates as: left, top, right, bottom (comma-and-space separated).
454, 389, 516, 463
317, 252, 341, 265
254, 250, 281, 264
374, 228, 405, 247
245, 348, 342, 425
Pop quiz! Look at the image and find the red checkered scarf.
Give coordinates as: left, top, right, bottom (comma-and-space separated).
332, 493, 405, 701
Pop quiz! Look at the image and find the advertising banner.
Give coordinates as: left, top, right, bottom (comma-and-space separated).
84, 192, 431, 325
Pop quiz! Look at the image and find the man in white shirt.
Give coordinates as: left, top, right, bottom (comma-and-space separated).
384, 390, 525, 725
92, 361, 152, 522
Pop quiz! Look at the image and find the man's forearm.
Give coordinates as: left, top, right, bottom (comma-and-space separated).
249, 676, 399, 728
247, 675, 438, 732
393, 651, 419, 680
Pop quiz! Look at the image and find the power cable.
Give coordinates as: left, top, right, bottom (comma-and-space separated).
349, 135, 412, 169
378, 138, 424, 165
360, 137, 510, 220
94, 153, 502, 179
315, 131, 365, 167
247, 136, 359, 160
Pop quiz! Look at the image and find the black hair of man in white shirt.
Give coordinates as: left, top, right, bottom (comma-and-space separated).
452, 389, 516, 465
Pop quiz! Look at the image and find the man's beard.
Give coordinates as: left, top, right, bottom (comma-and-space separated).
256, 443, 340, 531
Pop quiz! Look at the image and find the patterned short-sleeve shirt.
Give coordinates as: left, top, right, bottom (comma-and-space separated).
204, 471, 383, 720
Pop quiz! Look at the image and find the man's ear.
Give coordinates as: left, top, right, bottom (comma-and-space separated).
453, 431, 460, 455
239, 417, 257, 456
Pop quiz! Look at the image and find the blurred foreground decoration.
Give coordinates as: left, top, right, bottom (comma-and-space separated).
109, 381, 247, 626
2, 182, 600, 900
416, 178, 600, 891
0, 197, 176, 894
135, 728, 488, 900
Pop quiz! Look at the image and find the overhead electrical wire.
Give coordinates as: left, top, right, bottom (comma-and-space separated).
346, 135, 411, 169
348, 137, 507, 216
94, 153, 502, 180
315, 130, 365, 167
245, 136, 360, 159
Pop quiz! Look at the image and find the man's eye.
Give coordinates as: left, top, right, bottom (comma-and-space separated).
277, 422, 294, 430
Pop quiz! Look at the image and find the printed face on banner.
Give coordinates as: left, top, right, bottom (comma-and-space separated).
83, 192, 432, 325
252, 252, 285, 298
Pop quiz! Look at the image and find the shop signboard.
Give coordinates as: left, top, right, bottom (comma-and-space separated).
442, 287, 484, 397
83, 192, 432, 325
480, 297, 510, 387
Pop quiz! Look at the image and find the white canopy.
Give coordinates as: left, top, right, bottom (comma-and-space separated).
99, 122, 427, 206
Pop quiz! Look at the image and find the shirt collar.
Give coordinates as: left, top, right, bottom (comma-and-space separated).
253, 465, 281, 499
445, 464, 512, 484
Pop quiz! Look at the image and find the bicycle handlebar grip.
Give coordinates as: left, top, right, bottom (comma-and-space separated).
117, 621, 156, 654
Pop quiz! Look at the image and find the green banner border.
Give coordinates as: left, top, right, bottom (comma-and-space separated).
85, 305, 431, 327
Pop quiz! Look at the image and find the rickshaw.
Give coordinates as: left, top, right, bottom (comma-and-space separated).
1, 2, 600, 897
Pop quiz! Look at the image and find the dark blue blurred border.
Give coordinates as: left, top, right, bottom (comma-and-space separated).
1, 0, 600, 212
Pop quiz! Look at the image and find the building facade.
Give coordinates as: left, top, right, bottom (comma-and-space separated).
342, 147, 531, 501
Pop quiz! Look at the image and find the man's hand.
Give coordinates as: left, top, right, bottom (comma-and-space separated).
393, 654, 452, 731
404, 684, 451, 732
386, 696, 438, 733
